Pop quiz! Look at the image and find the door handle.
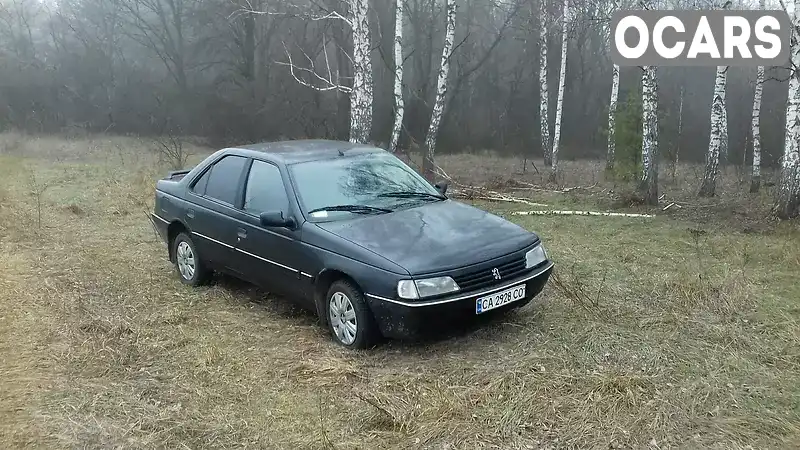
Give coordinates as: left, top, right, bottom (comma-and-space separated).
237, 228, 247, 239
186, 209, 195, 219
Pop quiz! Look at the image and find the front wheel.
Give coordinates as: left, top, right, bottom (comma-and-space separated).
172, 232, 211, 286
325, 280, 379, 349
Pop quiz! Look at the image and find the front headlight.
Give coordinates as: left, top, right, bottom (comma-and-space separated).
397, 280, 420, 299
525, 244, 548, 268
397, 276, 460, 299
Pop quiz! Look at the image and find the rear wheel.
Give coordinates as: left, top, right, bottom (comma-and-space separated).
325, 280, 379, 349
172, 232, 211, 286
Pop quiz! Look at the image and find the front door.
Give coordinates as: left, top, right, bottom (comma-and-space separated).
228, 159, 310, 302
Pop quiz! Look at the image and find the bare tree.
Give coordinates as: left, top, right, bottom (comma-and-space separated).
271, 0, 373, 143
0, 0, 41, 61
348, 0, 373, 143
422, 0, 457, 181
389, 0, 405, 153
750, 0, 766, 193
53, 0, 124, 128
154, 132, 188, 170
698, 65, 728, 197
639, 65, 659, 205
550, 0, 569, 178
775, 0, 800, 219
606, 63, 619, 174
539, 0, 551, 166
119, 0, 195, 93
672, 85, 684, 182
601, 0, 626, 174
698, 0, 731, 197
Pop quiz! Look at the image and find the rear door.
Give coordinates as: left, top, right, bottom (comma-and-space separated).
184, 154, 249, 273
227, 159, 312, 302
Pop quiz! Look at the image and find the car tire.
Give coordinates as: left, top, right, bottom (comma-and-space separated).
172, 232, 211, 286
325, 280, 379, 349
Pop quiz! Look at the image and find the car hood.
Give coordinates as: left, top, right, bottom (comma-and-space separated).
314, 200, 538, 275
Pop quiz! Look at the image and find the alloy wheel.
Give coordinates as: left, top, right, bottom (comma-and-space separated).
176, 241, 196, 281
328, 291, 358, 345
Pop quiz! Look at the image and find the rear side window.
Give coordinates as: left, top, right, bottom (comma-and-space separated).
202, 155, 247, 205
244, 160, 288, 215
192, 168, 211, 195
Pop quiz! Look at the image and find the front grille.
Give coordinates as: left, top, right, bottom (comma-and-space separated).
452, 255, 529, 293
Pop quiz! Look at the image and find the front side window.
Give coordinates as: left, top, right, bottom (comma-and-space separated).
289, 151, 443, 221
203, 155, 247, 205
244, 160, 289, 215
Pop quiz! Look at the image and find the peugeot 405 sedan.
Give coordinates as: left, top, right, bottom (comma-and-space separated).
150, 140, 554, 348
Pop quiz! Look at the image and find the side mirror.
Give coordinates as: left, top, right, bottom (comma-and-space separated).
434, 181, 449, 195
260, 211, 296, 229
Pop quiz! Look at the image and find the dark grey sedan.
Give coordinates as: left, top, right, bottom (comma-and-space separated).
151, 140, 554, 348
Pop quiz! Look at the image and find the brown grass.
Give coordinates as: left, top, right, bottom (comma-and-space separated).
1, 133, 799, 449
425, 151, 783, 231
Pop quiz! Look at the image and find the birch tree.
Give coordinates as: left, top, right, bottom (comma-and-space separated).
273, 0, 374, 144
604, 0, 620, 174
607, 63, 620, 173
539, 0, 550, 166
750, 0, 766, 193
672, 85, 684, 182
698, 0, 731, 196
388, 0, 405, 153
720, 72, 729, 165
698, 65, 728, 197
775, 0, 800, 219
348, 0, 373, 144
636, 0, 659, 204
422, 0, 457, 181
550, 0, 569, 178
639, 65, 659, 205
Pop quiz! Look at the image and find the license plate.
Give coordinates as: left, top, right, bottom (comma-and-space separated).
475, 284, 526, 314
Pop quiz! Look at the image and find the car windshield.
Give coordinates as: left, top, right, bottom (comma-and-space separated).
289, 151, 444, 220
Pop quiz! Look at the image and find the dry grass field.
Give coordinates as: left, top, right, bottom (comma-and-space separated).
1, 131, 799, 449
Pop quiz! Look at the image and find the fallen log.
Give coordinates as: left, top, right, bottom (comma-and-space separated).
473, 196, 548, 207
511, 210, 655, 218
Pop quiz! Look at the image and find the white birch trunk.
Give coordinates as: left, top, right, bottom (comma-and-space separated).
604, 0, 619, 173
776, 0, 800, 219
639, 65, 659, 205
539, 0, 550, 165
550, 0, 569, 176
720, 73, 729, 166
422, 0, 457, 181
750, 0, 766, 193
750, 65, 764, 193
388, 0, 405, 153
349, 0, 373, 144
512, 210, 655, 218
698, 65, 727, 197
607, 63, 619, 172
671, 85, 683, 182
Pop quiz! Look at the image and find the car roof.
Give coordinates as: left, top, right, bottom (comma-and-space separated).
227, 139, 387, 165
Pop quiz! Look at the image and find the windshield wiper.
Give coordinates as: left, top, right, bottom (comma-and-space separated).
308, 204, 394, 215
377, 191, 446, 200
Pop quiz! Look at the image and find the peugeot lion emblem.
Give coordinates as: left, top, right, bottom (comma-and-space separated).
492, 267, 501, 280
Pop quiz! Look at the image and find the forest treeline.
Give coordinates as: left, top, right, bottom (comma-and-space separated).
0, 0, 798, 216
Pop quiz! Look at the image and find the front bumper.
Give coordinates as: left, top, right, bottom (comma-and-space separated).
366, 261, 554, 340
